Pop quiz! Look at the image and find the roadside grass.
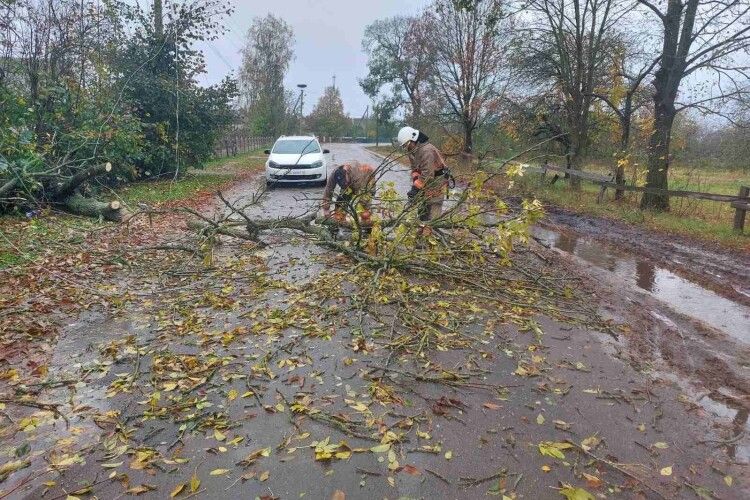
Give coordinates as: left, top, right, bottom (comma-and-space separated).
512, 175, 749, 250
0, 151, 267, 270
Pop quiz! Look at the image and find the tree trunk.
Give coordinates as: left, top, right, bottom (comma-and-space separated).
0, 178, 19, 200
615, 105, 632, 201
62, 194, 125, 222
54, 162, 112, 201
463, 123, 473, 155
641, 103, 674, 211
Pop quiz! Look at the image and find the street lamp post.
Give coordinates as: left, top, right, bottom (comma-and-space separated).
297, 84, 307, 135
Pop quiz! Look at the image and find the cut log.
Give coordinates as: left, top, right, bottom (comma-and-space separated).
62, 193, 125, 222
0, 178, 19, 200
54, 162, 112, 201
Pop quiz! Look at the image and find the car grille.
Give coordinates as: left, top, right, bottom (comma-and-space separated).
277, 164, 316, 169
271, 173, 322, 180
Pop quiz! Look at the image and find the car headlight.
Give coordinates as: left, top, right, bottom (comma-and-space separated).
310, 160, 323, 169
268, 161, 280, 169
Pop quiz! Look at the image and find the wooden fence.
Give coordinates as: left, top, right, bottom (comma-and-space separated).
214, 135, 274, 158
525, 162, 750, 233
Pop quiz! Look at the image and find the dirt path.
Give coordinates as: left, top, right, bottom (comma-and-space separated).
1, 144, 747, 499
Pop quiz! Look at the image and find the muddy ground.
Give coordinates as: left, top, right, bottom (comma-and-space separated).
0, 144, 748, 499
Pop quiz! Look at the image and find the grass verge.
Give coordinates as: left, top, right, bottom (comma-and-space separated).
0, 151, 266, 270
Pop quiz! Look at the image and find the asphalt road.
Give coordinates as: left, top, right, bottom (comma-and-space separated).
6, 143, 745, 500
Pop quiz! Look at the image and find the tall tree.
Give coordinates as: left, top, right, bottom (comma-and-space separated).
517, 0, 628, 188
424, 0, 513, 155
239, 14, 295, 137
308, 85, 349, 138
636, 0, 750, 210
593, 28, 660, 198
360, 15, 433, 125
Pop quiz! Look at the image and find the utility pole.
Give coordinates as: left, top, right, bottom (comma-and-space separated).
154, 0, 164, 37
297, 84, 307, 135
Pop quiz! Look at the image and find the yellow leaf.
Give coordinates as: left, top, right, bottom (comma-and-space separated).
163, 382, 178, 392
581, 435, 600, 452
660, 466, 672, 476
559, 484, 595, 500
444, 451, 453, 460
370, 444, 390, 453
209, 468, 229, 476
259, 470, 270, 482
538, 441, 572, 460
724, 475, 733, 487
541, 465, 551, 472
652, 442, 668, 449
227, 389, 238, 401
190, 473, 200, 492
214, 429, 226, 441
536, 414, 545, 425
170, 483, 185, 498
275, 403, 285, 413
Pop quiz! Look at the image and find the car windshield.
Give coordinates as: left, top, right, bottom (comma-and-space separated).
272, 139, 320, 155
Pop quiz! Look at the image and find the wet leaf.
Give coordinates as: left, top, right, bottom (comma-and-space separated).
0, 459, 30, 481
580, 435, 600, 452
259, 470, 270, 482
214, 429, 226, 441
403, 464, 420, 476
190, 473, 200, 492
370, 443, 390, 453
170, 483, 185, 498
652, 442, 668, 449
536, 414, 545, 425
227, 389, 238, 401
660, 466, 672, 476
538, 441, 571, 460
541, 465, 551, 472
210, 468, 229, 476
582, 472, 602, 488
444, 451, 453, 460
559, 484, 595, 500
126, 484, 157, 495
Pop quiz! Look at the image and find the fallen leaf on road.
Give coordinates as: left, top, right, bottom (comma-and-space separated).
483, 402, 502, 410
210, 468, 229, 476
331, 490, 345, 500
537, 414, 545, 425
660, 466, 672, 476
170, 484, 185, 497
538, 441, 572, 460
559, 484, 595, 500
259, 470, 270, 481
190, 473, 200, 492
652, 442, 668, 449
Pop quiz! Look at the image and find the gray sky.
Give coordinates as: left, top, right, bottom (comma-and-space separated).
196, 0, 431, 117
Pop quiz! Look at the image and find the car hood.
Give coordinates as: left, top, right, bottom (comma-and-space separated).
268, 152, 323, 166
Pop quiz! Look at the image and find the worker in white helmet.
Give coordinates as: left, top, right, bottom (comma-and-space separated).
397, 126, 450, 227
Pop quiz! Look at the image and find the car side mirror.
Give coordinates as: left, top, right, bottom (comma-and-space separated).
323, 149, 330, 154
264, 149, 271, 155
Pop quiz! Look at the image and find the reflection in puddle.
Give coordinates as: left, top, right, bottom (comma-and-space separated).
533, 227, 750, 342
697, 392, 750, 463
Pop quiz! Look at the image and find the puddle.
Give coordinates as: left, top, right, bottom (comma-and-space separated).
533, 226, 750, 342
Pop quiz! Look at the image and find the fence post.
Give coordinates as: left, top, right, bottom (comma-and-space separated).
733, 186, 749, 233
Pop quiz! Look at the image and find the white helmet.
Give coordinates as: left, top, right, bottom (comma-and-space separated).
397, 126, 419, 146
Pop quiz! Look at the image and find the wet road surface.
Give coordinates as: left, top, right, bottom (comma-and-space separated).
2, 144, 747, 499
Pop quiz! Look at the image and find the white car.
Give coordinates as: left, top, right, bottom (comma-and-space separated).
265, 135, 330, 187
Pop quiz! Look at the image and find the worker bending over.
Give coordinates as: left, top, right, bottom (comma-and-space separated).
322, 161, 376, 227
398, 126, 451, 225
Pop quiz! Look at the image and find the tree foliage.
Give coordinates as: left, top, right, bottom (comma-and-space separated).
0, 0, 237, 213
239, 14, 295, 137
308, 85, 350, 138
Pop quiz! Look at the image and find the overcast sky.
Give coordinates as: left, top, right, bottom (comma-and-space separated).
195, 0, 432, 117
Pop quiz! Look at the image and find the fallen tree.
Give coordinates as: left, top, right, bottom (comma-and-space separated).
1, 161, 128, 221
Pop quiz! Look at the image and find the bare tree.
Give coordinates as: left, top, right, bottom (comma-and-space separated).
637, 0, 750, 211
517, 0, 630, 188
424, 0, 513, 155
361, 16, 433, 125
